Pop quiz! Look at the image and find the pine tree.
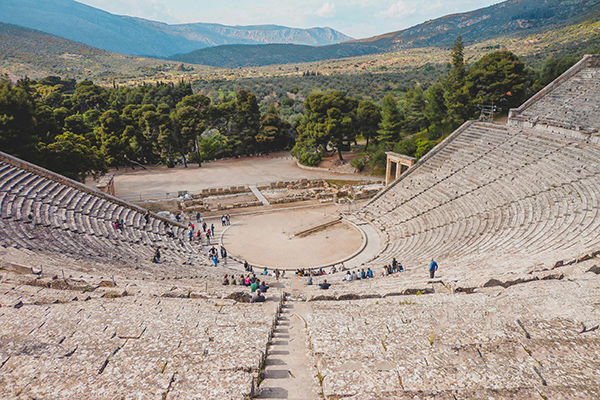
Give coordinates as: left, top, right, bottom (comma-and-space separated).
377, 95, 403, 146
444, 36, 472, 128
356, 100, 381, 148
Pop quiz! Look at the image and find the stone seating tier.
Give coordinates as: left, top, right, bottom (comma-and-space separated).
0, 155, 209, 269
357, 122, 600, 279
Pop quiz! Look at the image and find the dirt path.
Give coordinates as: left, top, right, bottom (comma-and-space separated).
256, 277, 318, 399
106, 153, 380, 199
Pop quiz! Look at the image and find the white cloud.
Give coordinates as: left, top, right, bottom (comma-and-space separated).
315, 2, 336, 17
378, 1, 417, 19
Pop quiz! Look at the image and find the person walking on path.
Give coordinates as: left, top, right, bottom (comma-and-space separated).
429, 259, 438, 279
220, 245, 228, 264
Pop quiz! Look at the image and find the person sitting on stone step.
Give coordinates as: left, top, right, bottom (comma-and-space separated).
259, 280, 269, 293
250, 289, 265, 303
319, 279, 331, 290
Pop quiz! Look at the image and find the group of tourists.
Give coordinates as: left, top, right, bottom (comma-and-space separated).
208, 245, 228, 267
114, 219, 125, 231
220, 214, 231, 226
296, 267, 327, 277
261, 267, 283, 280
222, 273, 270, 303
222, 273, 269, 291
187, 221, 216, 244
183, 213, 231, 246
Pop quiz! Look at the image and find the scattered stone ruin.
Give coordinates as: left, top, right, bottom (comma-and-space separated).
150, 179, 382, 214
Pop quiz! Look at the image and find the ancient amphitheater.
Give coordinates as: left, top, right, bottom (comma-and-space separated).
1, 55, 600, 399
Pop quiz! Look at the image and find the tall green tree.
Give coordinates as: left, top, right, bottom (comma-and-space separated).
172, 94, 212, 167
229, 90, 261, 155
424, 82, 448, 138
356, 100, 381, 148
444, 36, 471, 128
96, 109, 126, 167
466, 51, 532, 111
257, 104, 290, 152
404, 86, 428, 133
42, 131, 106, 181
377, 94, 403, 146
0, 78, 37, 160
72, 80, 107, 113
297, 91, 357, 161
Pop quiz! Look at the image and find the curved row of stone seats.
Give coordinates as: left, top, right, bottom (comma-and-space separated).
0, 151, 210, 270
357, 122, 600, 280
303, 274, 600, 399
0, 288, 277, 399
0, 239, 282, 399
509, 54, 600, 134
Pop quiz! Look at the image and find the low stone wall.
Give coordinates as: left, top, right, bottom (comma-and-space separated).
195, 186, 249, 198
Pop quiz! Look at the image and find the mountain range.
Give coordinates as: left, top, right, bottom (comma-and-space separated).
1, 0, 599, 72
169, 0, 600, 67
0, 0, 353, 58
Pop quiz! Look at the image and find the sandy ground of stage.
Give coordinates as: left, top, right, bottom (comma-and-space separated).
220, 204, 363, 269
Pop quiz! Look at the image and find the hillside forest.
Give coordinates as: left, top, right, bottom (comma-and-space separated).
0, 37, 584, 180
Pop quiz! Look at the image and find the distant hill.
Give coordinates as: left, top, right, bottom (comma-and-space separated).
0, 0, 353, 58
351, 0, 600, 49
171, 0, 600, 67
169, 43, 382, 68
0, 23, 211, 84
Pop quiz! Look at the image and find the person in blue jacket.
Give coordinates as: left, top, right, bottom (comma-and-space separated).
429, 259, 438, 279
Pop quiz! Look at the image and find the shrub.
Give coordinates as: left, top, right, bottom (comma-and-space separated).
394, 138, 417, 157
369, 149, 387, 170
415, 139, 435, 159
291, 137, 322, 166
350, 156, 367, 171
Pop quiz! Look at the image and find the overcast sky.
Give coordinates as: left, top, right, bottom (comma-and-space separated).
76, 0, 501, 38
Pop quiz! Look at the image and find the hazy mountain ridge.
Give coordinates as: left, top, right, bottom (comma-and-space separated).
352, 0, 600, 49
0, 23, 212, 83
0, 0, 352, 57
171, 0, 600, 67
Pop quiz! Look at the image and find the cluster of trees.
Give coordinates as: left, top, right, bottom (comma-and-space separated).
193, 67, 443, 108
0, 38, 585, 180
0, 77, 292, 180
293, 38, 537, 169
